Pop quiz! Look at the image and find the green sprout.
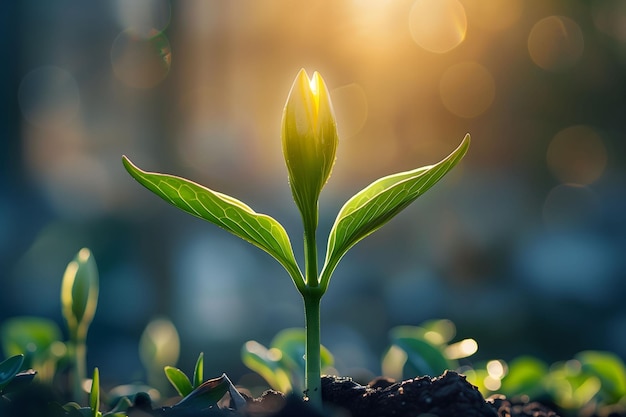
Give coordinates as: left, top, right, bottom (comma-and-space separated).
164, 353, 246, 412
123, 68, 470, 407
242, 328, 334, 393
61, 248, 99, 404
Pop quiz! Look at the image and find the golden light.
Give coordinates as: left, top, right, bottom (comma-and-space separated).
546, 125, 608, 185
332, 83, 369, 140
462, 0, 523, 31
409, 0, 467, 53
439, 61, 495, 118
528, 16, 584, 72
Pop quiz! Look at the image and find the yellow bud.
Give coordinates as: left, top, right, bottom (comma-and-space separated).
282, 69, 338, 231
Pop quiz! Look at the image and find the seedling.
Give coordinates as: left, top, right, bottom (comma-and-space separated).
382, 319, 478, 380
61, 248, 99, 404
164, 352, 246, 411
242, 328, 334, 393
123, 68, 470, 406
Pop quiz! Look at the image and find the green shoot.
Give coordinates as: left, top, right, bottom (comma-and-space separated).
61, 248, 99, 404
123, 69, 470, 407
242, 328, 334, 393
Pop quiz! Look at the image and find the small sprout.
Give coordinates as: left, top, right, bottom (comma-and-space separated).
164, 351, 204, 397
382, 320, 478, 380
242, 328, 334, 393
61, 248, 99, 404
172, 373, 246, 412
139, 317, 180, 391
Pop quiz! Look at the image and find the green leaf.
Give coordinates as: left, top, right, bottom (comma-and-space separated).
389, 327, 452, 377
90, 368, 100, 417
271, 328, 334, 380
193, 352, 204, 388
1, 316, 63, 359
0, 354, 24, 391
241, 340, 291, 392
320, 134, 470, 289
576, 350, 626, 403
123, 156, 304, 291
165, 366, 193, 397
242, 328, 334, 393
500, 356, 548, 398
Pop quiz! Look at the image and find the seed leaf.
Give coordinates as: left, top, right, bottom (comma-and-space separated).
193, 352, 204, 388
165, 366, 193, 397
320, 134, 470, 289
123, 157, 304, 291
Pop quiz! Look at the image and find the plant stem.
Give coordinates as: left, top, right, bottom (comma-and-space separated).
70, 327, 87, 404
303, 226, 318, 288
303, 292, 322, 407
302, 218, 323, 407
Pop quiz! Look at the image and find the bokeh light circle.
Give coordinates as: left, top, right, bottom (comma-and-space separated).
462, 0, 523, 31
546, 125, 607, 185
592, 0, 626, 42
115, 0, 171, 38
528, 16, 584, 72
409, 0, 467, 53
18, 66, 80, 129
111, 29, 172, 89
439, 61, 495, 118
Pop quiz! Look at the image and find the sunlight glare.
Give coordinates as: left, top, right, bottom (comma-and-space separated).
462, 0, 523, 31
409, 0, 467, 53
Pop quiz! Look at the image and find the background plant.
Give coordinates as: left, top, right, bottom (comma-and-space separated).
61, 248, 99, 404
241, 328, 334, 394
123, 68, 470, 406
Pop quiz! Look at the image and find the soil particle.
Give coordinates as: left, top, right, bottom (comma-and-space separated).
321, 370, 497, 417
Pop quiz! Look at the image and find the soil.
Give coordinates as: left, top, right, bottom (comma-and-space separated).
137, 371, 565, 417
4, 370, 624, 417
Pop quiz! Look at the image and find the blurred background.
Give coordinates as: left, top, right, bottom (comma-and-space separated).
1, 0, 625, 389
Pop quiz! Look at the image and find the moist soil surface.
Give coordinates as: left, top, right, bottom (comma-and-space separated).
4, 370, 623, 417
137, 371, 567, 417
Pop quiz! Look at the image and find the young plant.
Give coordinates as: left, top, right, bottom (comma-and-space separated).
242, 328, 334, 393
164, 352, 246, 411
123, 68, 470, 406
61, 248, 99, 403
382, 319, 478, 381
